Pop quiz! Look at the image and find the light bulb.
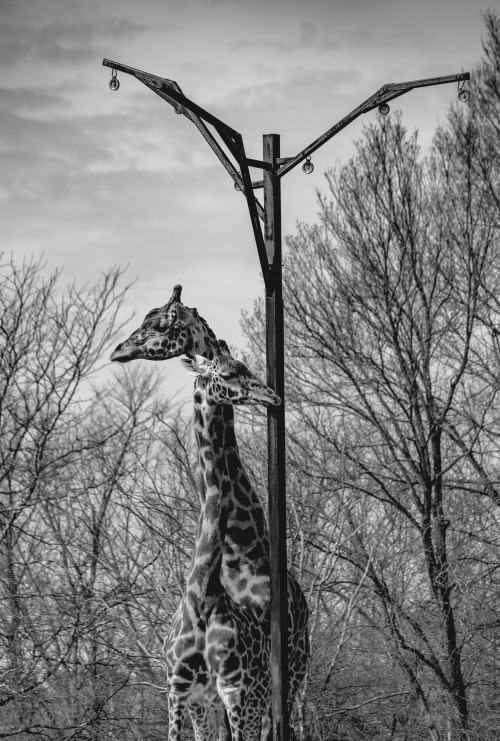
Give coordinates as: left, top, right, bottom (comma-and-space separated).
378, 103, 390, 116
302, 157, 314, 175
109, 70, 120, 91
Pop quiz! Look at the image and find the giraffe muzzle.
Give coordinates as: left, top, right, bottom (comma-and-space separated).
252, 388, 281, 407
110, 342, 141, 362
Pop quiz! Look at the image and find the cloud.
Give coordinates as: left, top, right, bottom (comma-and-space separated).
0, 86, 68, 118
0, 16, 145, 68
204, 66, 363, 158
0, 82, 258, 290
232, 18, 340, 52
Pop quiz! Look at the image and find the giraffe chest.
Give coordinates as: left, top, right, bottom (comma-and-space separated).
221, 512, 271, 615
205, 595, 270, 692
166, 592, 270, 700
220, 558, 271, 617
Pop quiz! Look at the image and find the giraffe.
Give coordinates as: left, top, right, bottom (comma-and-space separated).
180, 340, 310, 741
175, 306, 310, 732
170, 342, 282, 740
111, 286, 310, 736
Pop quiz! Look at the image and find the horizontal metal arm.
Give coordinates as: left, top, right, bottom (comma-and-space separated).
276, 71, 471, 178
103, 58, 241, 142
102, 57, 182, 89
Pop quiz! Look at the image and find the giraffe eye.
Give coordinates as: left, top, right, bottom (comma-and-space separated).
219, 371, 235, 381
149, 316, 167, 330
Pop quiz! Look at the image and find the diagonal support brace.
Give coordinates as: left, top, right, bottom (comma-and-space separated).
102, 58, 272, 291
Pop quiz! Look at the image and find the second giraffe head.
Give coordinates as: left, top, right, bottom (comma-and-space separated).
181, 341, 281, 408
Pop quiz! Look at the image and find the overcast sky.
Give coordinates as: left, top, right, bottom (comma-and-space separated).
1, 0, 489, 396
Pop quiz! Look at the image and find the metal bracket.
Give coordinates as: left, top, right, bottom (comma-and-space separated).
276, 71, 471, 179
102, 58, 272, 292
246, 158, 274, 172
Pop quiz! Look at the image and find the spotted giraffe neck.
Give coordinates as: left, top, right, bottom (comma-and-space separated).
186, 316, 217, 360
193, 383, 271, 617
186, 395, 224, 606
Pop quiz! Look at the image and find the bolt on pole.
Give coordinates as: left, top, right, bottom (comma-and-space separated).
101, 57, 470, 741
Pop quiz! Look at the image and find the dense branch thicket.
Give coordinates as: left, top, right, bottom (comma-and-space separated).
0, 258, 200, 739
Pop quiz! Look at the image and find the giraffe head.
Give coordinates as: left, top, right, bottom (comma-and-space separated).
110, 285, 217, 362
181, 340, 281, 408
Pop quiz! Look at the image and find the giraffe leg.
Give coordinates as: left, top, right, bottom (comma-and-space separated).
167, 693, 187, 741
220, 689, 269, 741
188, 702, 220, 741
221, 696, 246, 741
287, 627, 310, 712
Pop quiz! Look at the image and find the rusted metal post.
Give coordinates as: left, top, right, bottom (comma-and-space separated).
263, 134, 289, 741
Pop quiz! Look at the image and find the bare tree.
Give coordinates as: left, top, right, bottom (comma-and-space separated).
0, 256, 128, 728
0, 257, 197, 738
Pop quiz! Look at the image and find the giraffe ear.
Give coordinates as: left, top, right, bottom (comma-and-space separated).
176, 304, 197, 326
180, 357, 199, 375
180, 355, 211, 376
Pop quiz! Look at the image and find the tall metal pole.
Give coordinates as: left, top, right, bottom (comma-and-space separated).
263, 134, 289, 741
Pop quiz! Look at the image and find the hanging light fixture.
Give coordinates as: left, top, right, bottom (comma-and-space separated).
378, 103, 390, 116
109, 69, 120, 91
458, 80, 470, 102
302, 156, 314, 174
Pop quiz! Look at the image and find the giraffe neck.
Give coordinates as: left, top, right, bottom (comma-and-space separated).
193, 388, 271, 617
185, 408, 224, 608
188, 319, 217, 359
